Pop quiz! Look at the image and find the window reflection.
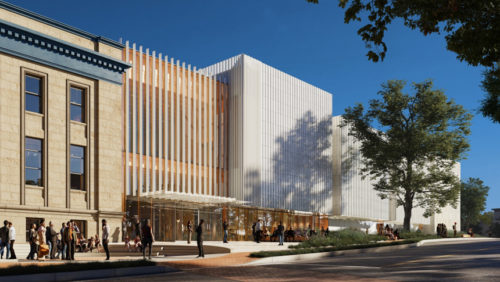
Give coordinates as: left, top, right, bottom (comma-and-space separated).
70, 87, 84, 122
70, 145, 85, 190
25, 75, 42, 113
25, 137, 42, 186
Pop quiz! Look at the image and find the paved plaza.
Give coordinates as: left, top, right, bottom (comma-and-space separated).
88, 239, 500, 281
2, 238, 499, 281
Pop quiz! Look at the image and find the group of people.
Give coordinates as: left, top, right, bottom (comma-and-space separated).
251, 219, 264, 243
384, 224, 400, 240
0, 218, 111, 261
251, 221, 329, 244
0, 220, 16, 259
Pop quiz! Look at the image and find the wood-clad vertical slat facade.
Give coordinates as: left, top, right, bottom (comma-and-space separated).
123, 44, 228, 200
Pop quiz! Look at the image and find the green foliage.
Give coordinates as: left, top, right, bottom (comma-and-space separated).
480, 68, 500, 123
291, 228, 385, 249
479, 211, 494, 227
308, 0, 500, 123
398, 230, 439, 240
342, 80, 472, 230
0, 260, 156, 277
249, 239, 420, 258
334, 0, 500, 67
490, 223, 500, 237
460, 178, 490, 230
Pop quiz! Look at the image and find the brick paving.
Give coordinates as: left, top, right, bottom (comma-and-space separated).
1, 251, 390, 281
160, 252, 258, 269
159, 252, 390, 282
190, 265, 390, 282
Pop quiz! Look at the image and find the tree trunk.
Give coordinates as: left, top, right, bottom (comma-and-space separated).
403, 192, 413, 231
403, 204, 412, 231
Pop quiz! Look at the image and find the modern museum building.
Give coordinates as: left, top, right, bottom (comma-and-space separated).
0, 1, 459, 242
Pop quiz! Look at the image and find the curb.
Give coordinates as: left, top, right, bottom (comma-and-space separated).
416, 237, 499, 247
1, 265, 177, 282
246, 237, 500, 265
245, 242, 419, 265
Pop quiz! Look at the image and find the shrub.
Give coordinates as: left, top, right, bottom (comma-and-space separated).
290, 228, 385, 249
398, 231, 439, 240
250, 239, 420, 258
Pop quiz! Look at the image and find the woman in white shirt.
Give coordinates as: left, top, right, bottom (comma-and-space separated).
37, 219, 47, 260
8, 222, 16, 259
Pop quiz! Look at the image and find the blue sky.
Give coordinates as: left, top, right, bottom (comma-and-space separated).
8, 0, 499, 211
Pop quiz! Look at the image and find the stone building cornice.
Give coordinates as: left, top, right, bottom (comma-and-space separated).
0, 18, 130, 84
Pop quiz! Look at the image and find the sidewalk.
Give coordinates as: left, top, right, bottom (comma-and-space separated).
0, 240, 295, 266
2, 238, 495, 281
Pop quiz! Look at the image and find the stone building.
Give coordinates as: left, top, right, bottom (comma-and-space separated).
0, 1, 129, 242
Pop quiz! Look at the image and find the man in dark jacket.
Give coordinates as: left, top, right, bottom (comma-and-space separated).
0, 220, 9, 259
27, 223, 37, 260
46, 222, 52, 259
63, 221, 74, 260
223, 221, 229, 243
48, 222, 58, 259
196, 219, 204, 258
277, 222, 285, 246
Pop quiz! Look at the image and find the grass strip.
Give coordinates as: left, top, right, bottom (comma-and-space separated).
249, 239, 421, 258
0, 260, 157, 277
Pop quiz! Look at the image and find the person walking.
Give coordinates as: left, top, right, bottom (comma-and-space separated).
27, 223, 37, 260
277, 221, 285, 246
46, 221, 52, 259
255, 220, 262, 243
63, 221, 71, 260
223, 221, 229, 243
187, 220, 193, 244
63, 221, 75, 260
196, 219, 204, 258
453, 222, 457, 237
70, 222, 77, 260
122, 216, 127, 242
8, 222, 16, 259
37, 219, 47, 260
102, 219, 110, 260
0, 220, 9, 260
60, 222, 66, 260
141, 219, 154, 260
48, 222, 58, 259
134, 217, 142, 239
251, 222, 256, 242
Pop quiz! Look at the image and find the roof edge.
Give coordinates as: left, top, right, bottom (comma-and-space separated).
0, 0, 124, 49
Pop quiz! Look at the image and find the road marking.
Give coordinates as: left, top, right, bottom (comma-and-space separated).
477, 247, 500, 251
302, 263, 382, 270
388, 255, 454, 267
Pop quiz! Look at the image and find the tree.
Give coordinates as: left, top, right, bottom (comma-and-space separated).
460, 177, 490, 231
491, 223, 500, 237
307, 0, 500, 123
342, 80, 472, 230
470, 211, 493, 234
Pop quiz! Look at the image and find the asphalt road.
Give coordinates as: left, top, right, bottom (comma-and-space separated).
86, 239, 500, 282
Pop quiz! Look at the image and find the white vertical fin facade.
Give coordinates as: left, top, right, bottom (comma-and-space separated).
202, 54, 333, 214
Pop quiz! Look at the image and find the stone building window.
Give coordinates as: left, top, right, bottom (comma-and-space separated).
70, 145, 85, 190
25, 137, 43, 186
25, 75, 43, 113
70, 87, 85, 122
